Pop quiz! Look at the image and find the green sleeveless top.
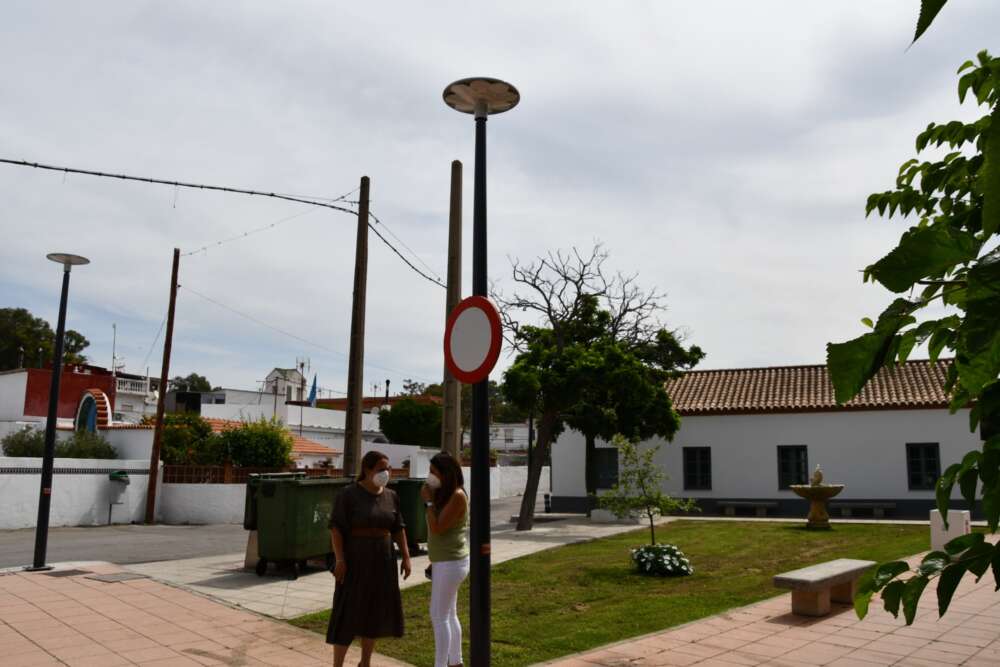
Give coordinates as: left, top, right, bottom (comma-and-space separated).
427, 492, 469, 563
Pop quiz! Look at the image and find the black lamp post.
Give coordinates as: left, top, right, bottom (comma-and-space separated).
443, 76, 519, 667
27, 252, 89, 571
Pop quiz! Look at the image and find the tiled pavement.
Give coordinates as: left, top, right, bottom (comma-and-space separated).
543, 545, 1000, 667
0, 562, 407, 667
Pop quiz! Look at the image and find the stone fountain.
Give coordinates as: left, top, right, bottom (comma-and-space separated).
789, 465, 843, 530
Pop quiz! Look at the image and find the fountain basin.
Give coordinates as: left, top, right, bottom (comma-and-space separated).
789, 484, 844, 529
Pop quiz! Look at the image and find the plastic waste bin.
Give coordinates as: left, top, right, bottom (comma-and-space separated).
244, 472, 304, 531
255, 476, 353, 579
389, 478, 428, 554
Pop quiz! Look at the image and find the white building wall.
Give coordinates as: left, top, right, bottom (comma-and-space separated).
552, 409, 979, 505
0, 372, 28, 420
159, 484, 247, 525
102, 429, 154, 460
0, 457, 155, 529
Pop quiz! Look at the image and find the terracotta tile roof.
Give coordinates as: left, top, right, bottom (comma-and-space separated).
665, 359, 952, 416
204, 418, 340, 458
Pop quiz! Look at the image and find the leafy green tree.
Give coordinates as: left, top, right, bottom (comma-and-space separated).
1, 427, 116, 459
0, 307, 89, 371
596, 435, 696, 545
169, 373, 213, 393
379, 398, 442, 448
498, 246, 702, 530
218, 417, 294, 468
156, 413, 223, 465
828, 51, 1000, 623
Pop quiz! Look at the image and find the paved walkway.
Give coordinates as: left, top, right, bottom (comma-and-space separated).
543, 544, 1000, 667
0, 561, 407, 667
124, 516, 653, 619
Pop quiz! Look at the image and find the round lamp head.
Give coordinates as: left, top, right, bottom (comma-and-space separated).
46, 253, 90, 268
443, 77, 520, 118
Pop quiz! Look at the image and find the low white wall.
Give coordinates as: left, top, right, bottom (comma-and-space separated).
462, 465, 551, 500
102, 429, 154, 460
158, 483, 247, 525
0, 372, 28, 420
0, 457, 153, 529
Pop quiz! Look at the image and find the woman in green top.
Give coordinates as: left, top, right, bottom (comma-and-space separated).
420, 452, 469, 667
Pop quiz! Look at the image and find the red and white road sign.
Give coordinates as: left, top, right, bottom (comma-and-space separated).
444, 296, 503, 384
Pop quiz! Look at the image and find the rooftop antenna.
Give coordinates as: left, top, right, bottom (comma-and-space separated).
111, 323, 117, 376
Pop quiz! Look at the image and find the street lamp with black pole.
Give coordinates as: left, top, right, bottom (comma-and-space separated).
26, 252, 90, 571
443, 76, 519, 667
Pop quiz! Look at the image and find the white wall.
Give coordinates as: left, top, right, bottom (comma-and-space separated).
102, 429, 154, 460
158, 484, 247, 525
0, 457, 154, 529
552, 409, 980, 501
363, 442, 423, 468
0, 372, 28, 420
462, 465, 551, 500
201, 402, 279, 423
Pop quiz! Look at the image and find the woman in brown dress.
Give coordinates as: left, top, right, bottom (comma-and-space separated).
328, 450, 412, 667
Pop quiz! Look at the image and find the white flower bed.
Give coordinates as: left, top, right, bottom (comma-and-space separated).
630, 543, 693, 577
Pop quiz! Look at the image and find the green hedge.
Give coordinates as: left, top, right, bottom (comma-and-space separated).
1, 427, 118, 459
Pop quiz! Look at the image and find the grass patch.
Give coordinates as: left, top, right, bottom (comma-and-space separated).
290, 520, 928, 666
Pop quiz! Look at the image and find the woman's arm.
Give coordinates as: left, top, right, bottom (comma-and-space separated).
427, 489, 467, 535
330, 527, 346, 582
393, 528, 411, 579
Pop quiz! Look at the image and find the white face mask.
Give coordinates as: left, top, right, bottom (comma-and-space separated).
372, 470, 390, 488
426, 474, 442, 490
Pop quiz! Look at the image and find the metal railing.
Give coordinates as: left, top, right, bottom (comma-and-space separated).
116, 377, 150, 394
161, 464, 410, 484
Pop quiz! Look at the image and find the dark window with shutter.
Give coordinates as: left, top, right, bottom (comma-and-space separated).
594, 448, 619, 489
777, 445, 808, 490
906, 443, 940, 491
683, 447, 712, 490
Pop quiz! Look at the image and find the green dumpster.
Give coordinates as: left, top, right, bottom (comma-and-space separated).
243, 472, 304, 531
389, 478, 428, 554
255, 476, 353, 579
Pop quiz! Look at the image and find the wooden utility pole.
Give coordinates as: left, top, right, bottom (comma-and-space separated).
441, 160, 463, 457
343, 176, 370, 478
145, 248, 180, 524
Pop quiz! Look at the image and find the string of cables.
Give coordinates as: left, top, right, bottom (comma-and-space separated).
0, 158, 446, 289
179, 283, 437, 383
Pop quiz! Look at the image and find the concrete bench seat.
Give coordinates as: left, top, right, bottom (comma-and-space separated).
829, 501, 896, 518
717, 500, 778, 517
773, 558, 875, 616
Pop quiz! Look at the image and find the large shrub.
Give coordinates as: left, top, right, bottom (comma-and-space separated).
1, 427, 117, 459
218, 417, 293, 468
156, 413, 224, 465
378, 398, 442, 448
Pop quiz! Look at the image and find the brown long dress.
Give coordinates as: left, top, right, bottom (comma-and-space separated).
326, 482, 405, 645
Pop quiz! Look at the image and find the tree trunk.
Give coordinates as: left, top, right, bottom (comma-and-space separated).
516, 410, 556, 531
648, 510, 656, 545
584, 433, 597, 515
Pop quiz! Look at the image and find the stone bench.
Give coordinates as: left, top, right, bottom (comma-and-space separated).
717, 500, 778, 517
773, 558, 875, 616
829, 501, 896, 518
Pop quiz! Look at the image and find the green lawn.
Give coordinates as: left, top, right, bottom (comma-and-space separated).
290, 520, 929, 667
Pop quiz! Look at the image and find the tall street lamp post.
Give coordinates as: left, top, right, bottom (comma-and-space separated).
443, 77, 519, 667
27, 252, 90, 571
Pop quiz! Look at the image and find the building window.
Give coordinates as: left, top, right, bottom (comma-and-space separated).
777, 445, 808, 490
594, 448, 619, 489
121, 403, 134, 412
907, 443, 941, 491
683, 447, 712, 490
286, 386, 292, 402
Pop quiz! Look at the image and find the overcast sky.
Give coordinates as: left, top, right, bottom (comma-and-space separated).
1, 1, 996, 397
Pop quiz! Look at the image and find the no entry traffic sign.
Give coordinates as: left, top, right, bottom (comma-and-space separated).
444, 296, 503, 384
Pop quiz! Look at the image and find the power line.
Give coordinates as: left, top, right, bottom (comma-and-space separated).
0, 158, 446, 288
140, 315, 167, 372
178, 283, 436, 383
369, 210, 444, 285
182, 207, 320, 257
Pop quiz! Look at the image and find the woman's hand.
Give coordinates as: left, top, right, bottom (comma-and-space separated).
420, 484, 432, 502
333, 560, 347, 583
400, 556, 412, 580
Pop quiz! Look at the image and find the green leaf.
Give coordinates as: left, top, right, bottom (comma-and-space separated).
980, 105, 1000, 236
902, 575, 930, 625
912, 0, 948, 44
964, 542, 995, 579
937, 462, 962, 526
854, 569, 876, 619
945, 531, 984, 555
959, 452, 981, 508
937, 563, 966, 616
865, 223, 976, 294
874, 561, 910, 589
897, 329, 918, 363
882, 580, 906, 618
861, 317, 874, 329
918, 551, 951, 577
983, 484, 1000, 532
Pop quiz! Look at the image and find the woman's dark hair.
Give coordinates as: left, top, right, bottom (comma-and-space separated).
358, 450, 389, 482
429, 452, 464, 511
